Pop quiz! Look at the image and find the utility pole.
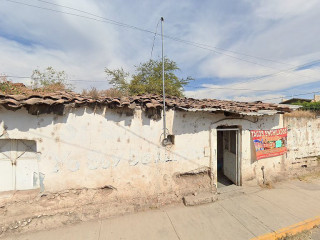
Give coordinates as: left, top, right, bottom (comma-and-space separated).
161, 17, 167, 145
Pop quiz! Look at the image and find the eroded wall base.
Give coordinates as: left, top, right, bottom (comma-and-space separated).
0, 169, 212, 237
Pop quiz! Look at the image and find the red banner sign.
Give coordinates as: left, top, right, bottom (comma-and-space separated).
250, 128, 287, 160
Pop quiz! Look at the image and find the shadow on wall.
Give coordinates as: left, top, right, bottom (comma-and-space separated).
1, 107, 83, 132
0, 107, 209, 168
104, 108, 135, 127
250, 137, 258, 164
2, 106, 137, 132
2, 107, 224, 136
0, 108, 132, 166
256, 114, 281, 130
172, 111, 282, 135
1, 108, 282, 165
172, 111, 217, 135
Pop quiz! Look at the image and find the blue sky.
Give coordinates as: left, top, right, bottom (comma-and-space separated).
0, 0, 320, 103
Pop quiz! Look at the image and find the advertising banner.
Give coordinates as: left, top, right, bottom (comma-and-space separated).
250, 128, 287, 160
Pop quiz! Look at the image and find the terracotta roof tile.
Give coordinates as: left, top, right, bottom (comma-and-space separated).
0, 92, 292, 115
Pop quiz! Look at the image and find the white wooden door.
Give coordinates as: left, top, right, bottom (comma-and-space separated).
0, 139, 38, 192
16, 140, 38, 190
0, 140, 14, 191
218, 129, 241, 186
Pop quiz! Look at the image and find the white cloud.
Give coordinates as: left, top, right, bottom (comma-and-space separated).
251, 0, 319, 20
185, 66, 320, 103
0, 0, 319, 101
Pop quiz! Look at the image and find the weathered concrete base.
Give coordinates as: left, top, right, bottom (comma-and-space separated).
0, 179, 213, 238
3, 178, 320, 240
0, 166, 213, 237
243, 164, 320, 188
183, 192, 217, 206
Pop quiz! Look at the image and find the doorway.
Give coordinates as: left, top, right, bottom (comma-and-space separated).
0, 139, 39, 192
217, 127, 240, 188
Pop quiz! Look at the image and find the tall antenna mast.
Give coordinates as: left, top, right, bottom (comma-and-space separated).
161, 17, 167, 144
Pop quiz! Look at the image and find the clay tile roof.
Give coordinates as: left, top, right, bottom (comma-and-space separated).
6, 95, 28, 101
23, 98, 46, 105
2, 98, 20, 106
146, 102, 154, 108
0, 91, 293, 115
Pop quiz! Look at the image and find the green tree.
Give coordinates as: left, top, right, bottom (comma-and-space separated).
31, 66, 70, 90
104, 68, 130, 94
105, 58, 193, 97
0, 75, 22, 94
292, 101, 320, 111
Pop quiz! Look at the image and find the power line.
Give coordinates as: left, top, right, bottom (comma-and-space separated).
35, 0, 156, 33
5, 74, 319, 101
260, 90, 320, 102
4, 0, 158, 36
185, 85, 272, 92
150, 19, 161, 59
227, 60, 320, 88
30, 0, 320, 82
5, 0, 156, 34
4, 75, 275, 92
4, 75, 108, 82
3, 0, 320, 95
5, 0, 319, 79
33, 0, 314, 68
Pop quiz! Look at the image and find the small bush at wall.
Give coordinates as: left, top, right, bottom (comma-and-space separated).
292, 101, 320, 111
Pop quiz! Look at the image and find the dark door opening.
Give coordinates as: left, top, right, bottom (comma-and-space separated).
217, 128, 240, 188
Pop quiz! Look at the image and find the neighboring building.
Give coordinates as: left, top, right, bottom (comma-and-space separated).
280, 95, 320, 104
280, 98, 312, 104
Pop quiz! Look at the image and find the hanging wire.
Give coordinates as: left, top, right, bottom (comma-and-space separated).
150, 19, 161, 59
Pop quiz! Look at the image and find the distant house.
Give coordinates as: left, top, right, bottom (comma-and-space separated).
280, 94, 320, 104
280, 98, 312, 104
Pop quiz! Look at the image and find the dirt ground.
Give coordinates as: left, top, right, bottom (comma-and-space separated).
278, 226, 320, 240
0, 169, 212, 237
0, 170, 319, 238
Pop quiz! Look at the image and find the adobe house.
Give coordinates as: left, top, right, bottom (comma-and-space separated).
0, 92, 300, 193
280, 94, 320, 104
0, 92, 319, 234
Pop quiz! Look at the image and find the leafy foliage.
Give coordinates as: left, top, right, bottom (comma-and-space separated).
105, 58, 193, 97
82, 87, 126, 99
31, 66, 71, 91
104, 68, 129, 94
0, 75, 22, 94
291, 101, 320, 111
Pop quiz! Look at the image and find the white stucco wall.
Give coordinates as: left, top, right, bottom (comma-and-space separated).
0, 105, 298, 196
0, 107, 215, 197
284, 116, 320, 169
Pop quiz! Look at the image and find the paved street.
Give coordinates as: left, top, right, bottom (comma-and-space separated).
3, 178, 320, 240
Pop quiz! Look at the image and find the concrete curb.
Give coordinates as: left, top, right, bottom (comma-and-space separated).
183, 192, 217, 206
251, 216, 320, 240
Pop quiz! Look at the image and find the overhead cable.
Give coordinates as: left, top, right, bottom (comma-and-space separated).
3, 75, 274, 92
5, 0, 320, 80
260, 90, 320, 102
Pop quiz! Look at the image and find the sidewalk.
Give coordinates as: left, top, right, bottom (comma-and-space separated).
3, 178, 320, 240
